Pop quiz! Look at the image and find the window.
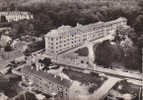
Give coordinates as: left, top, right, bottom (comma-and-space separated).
81, 61, 84, 63
51, 38, 53, 41
86, 62, 89, 64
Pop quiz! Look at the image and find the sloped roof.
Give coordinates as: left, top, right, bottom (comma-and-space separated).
22, 66, 72, 88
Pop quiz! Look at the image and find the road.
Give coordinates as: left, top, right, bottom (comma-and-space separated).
52, 59, 142, 81
90, 77, 122, 100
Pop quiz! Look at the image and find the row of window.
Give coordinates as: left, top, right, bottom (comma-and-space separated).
47, 32, 105, 51
29, 73, 68, 93
49, 24, 118, 42
55, 44, 78, 53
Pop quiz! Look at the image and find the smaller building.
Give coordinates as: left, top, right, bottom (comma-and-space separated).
21, 66, 72, 100
59, 52, 89, 68
0, 11, 33, 22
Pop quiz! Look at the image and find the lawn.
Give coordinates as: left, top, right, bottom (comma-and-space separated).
75, 47, 89, 57
63, 68, 108, 93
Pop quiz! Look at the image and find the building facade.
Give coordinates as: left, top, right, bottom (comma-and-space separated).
21, 66, 72, 100
45, 17, 127, 55
0, 11, 33, 22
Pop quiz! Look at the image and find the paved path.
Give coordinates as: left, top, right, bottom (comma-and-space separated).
12, 64, 25, 76
86, 42, 95, 62
90, 77, 122, 100
90, 60, 142, 81
52, 59, 142, 81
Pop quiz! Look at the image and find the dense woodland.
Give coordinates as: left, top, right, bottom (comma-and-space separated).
0, 1, 142, 71
94, 26, 142, 72
6, 1, 142, 44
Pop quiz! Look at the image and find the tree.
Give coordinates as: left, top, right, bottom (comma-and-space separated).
136, 34, 143, 47
134, 15, 143, 33
115, 26, 138, 45
9, 3, 16, 11
138, 1, 143, 10
94, 40, 112, 67
4, 44, 12, 52
94, 40, 124, 68
120, 36, 134, 53
0, 15, 7, 22
123, 46, 141, 72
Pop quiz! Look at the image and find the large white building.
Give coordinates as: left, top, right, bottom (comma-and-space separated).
45, 17, 127, 55
0, 11, 33, 22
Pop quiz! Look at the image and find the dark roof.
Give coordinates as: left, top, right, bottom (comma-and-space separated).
22, 66, 72, 88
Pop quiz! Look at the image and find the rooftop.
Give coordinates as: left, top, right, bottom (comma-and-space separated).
0, 27, 11, 31
0, 11, 32, 15
45, 17, 127, 38
22, 66, 72, 88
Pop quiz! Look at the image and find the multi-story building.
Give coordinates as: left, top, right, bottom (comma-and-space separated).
0, 11, 33, 22
22, 66, 72, 100
45, 17, 127, 55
